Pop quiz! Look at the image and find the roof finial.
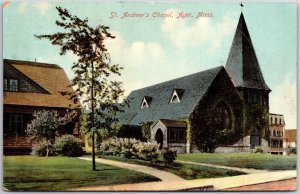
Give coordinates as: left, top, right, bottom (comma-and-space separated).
240, 2, 244, 12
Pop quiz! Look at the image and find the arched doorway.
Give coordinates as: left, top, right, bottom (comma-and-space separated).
155, 129, 163, 149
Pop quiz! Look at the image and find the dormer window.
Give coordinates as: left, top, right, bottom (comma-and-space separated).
170, 89, 185, 103
141, 96, 152, 109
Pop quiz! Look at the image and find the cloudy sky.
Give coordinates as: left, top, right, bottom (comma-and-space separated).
3, 1, 297, 129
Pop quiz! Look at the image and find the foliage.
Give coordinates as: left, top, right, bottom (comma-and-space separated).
162, 148, 177, 166
253, 147, 264, 153
31, 143, 55, 157
286, 146, 297, 155
35, 7, 124, 169
190, 73, 245, 153
253, 146, 269, 154
140, 121, 153, 141
100, 137, 160, 162
54, 135, 84, 157
117, 125, 144, 141
244, 104, 269, 141
27, 110, 61, 157
3, 156, 159, 191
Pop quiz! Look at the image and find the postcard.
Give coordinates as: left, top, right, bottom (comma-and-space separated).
2, 0, 297, 192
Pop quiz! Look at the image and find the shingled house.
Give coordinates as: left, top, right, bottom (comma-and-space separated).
118, 13, 271, 153
3, 59, 79, 154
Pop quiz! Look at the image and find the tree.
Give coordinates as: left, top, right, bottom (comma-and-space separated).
35, 7, 124, 170
27, 110, 60, 157
140, 121, 153, 141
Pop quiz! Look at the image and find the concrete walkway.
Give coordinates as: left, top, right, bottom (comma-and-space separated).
74, 156, 297, 191
79, 156, 184, 182
176, 160, 269, 174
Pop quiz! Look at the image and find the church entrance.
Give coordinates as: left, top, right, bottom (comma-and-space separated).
155, 129, 163, 149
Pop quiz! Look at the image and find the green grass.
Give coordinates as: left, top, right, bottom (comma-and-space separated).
3, 156, 159, 191
177, 153, 297, 170
101, 155, 246, 180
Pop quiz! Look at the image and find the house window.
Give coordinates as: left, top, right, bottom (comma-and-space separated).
4, 78, 8, 91
170, 89, 185, 103
279, 118, 282, 125
140, 96, 152, 109
5, 78, 19, 91
9, 114, 24, 135
215, 102, 232, 130
275, 118, 278, 125
168, 128, 186, 143
270, 117, 273, 124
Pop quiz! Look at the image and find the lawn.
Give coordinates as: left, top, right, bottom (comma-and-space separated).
177, 153, 297, 170
3, 156, 159, 191
101, 155, 246, 180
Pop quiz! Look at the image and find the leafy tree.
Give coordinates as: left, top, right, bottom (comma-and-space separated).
27, 110, 60, 157
35, 7, 124, 170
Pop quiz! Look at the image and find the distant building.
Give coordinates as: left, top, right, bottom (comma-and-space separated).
269, 113, 285, 155
3, 59, 80, 155
284, 129, 297, 149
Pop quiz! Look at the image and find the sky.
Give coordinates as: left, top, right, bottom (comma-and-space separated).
3, 1, 297, 129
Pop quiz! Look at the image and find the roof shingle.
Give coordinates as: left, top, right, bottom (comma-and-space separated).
118, 66, 224, 125
4, 59, 80, 108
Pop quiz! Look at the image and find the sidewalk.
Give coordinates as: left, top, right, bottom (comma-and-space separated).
79, 156, 184, 182
176, 160, 269, 174
74, 156, 297, 191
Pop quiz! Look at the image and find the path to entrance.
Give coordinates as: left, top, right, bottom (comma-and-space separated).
74, 156, 296, 191
176, 160, 268, 174
79, 156, 184, 182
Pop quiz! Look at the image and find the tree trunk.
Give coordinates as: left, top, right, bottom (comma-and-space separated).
46, 143, 49, 157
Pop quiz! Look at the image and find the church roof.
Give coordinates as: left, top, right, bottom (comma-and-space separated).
118, 66, 224, 125
4, 59, 80, 109
225, 13, 271, 91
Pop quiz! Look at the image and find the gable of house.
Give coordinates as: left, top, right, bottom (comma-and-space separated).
4, 59, 79, 109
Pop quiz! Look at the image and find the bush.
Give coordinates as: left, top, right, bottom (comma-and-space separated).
54, 135, 84, 157
100, 137, 160, 162
162, 148, 177, 165
254, 147, 264, 153
286, 146, 297, 155
31, 143, 55, 157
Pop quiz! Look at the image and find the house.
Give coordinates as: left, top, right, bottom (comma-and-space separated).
284, 129, 297, 149
269, 113, 285, 155
118, 12, 271, 153
3, 59, 80, 155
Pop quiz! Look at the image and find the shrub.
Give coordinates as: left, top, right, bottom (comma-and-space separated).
286, 146, 297, 155
162, 148, 177, 165
254, 147, 264, 153
100, 137, 160, 162
54, 135, 84, 157
32, 143, 55, 157
27, 110, 60, 157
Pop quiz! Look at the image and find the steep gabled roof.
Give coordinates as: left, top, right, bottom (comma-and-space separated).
118, 66, 224, 125
4, 59, 80, 108
225, 13, 271, 91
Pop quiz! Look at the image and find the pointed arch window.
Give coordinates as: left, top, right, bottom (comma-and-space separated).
141, 96, 152, 109
170, 89, 185, 103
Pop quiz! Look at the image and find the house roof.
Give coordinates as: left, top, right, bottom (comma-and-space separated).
118, 66, 224, 125
284, 129, 297, 142
159, 119, 187, 128
4, 59, 80, 109
225, 13, 271, 91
